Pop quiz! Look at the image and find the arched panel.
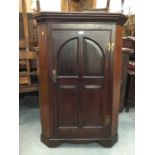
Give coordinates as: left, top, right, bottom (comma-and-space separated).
83, 38, 105, 76
58, 38, 78, 76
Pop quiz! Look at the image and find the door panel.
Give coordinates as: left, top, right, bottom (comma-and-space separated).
82, 88, 104, 126
56, 77, 79, 128
81, 31, 110, 130
50, 29, 111, 137
57, 86, 78, 127
83, 38, 104, 76
58, 38, 78, 76
51, 31, 80, 130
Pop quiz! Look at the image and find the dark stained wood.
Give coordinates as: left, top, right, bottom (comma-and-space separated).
41, 133, 118, 148
37, 24, 53, 138
110, 25, 122, 136
35, 12, 127, 147
34, 12, 127, 26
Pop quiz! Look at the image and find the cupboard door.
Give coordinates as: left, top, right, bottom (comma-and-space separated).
49, 31, 80, 138
80, 31, 111, 138
49, 29, 112, 138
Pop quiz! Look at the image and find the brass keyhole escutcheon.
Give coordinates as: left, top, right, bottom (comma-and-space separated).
41, 31, 45, 36
52, 69, 57, 83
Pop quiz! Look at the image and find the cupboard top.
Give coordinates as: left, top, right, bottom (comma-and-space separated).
34, 12, 127, 26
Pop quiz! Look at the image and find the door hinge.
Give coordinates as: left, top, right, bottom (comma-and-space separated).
105, 115, 111, 126
107, 42, 115, 52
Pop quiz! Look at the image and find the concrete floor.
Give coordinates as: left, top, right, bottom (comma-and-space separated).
19, 95, 135, 155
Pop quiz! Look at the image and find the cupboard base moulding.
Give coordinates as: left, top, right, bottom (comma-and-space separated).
41, 134, 118, 148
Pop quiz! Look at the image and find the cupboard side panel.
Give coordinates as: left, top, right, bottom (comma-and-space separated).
111, 25, 123, 135
38, 24, 52, 138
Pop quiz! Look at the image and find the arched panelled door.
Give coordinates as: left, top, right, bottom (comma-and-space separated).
50, 30, 111, 138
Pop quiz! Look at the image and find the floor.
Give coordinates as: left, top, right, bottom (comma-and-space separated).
19, 95, 135, 155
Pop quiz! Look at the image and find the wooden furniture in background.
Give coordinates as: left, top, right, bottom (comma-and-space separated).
61, 0, 110, 12
19, 0, 39, 93
61, 0, 80, 11
34, 12, 127, 147
122, 37, 135, 112
80, 0, 97, 11
20, 0, 31, 89
125, 62, 135, 112
122, 37, 135, 50
68, 0, 80, 11
121, 37, 135, 112
124, 14, 135, 37
19, 13, 38, 49
119, 48, 132, 112
19, 51, 38, 93
80, 0, 110, 12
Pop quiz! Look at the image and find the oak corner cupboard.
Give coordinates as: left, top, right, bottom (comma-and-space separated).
34, 12, 127, 147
